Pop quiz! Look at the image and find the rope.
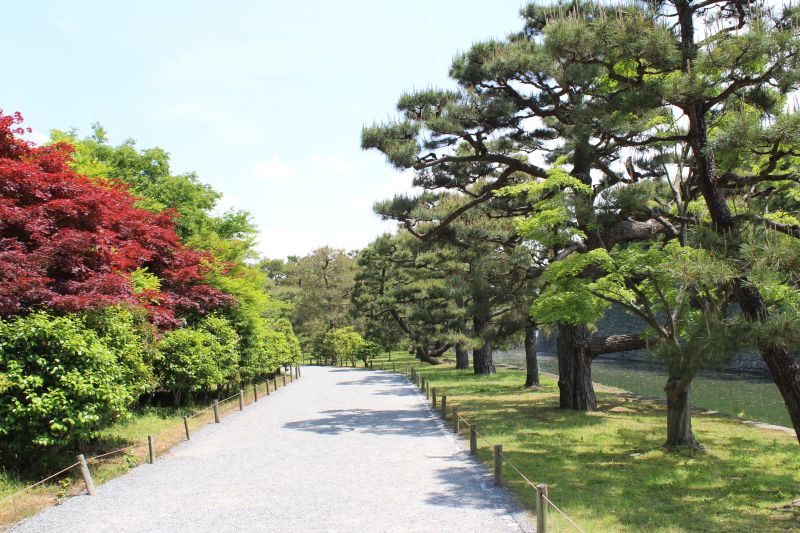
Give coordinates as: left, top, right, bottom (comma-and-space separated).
542, 493, 587, 533
187, 404, 214, 419
86, 444, 139, 463
453, 410, 586, 533
0, 461, 80, 505
498, 451, 537, 488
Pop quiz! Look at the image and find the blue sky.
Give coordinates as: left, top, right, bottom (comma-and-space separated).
2, 1, 526, 259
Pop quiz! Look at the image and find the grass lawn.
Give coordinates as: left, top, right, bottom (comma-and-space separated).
413, 365, 800, 533
0, 376, 290, 529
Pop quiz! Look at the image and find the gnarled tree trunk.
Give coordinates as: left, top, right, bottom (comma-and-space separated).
415, 347, 444, 365
556, 322, 596, 411
664, 381, 700, 449
524, 324, 539, 388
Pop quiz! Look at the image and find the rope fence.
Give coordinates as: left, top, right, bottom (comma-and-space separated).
391, 364, 587, 533
0, 364, 303, 518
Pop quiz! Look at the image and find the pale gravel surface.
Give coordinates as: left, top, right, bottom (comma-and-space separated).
12, 366, 534, 533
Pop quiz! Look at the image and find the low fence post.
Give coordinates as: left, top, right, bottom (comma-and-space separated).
253, 383, 259, 402
494, 445, 502, 486
392, 362, 396, 372
432, 388, 437, 409
470, 424, 478, 455
239, 389, 245, 411
441, 395, 447, 419
213, 400, 221, 423
76, 454, 95, 496
536, 483, 549, 533
148, 435, 155, 464
453, 408, 459, 433
282, 373, 287, 387
265, 380, 270, 396
381, 361, 385, 370
274, 377, 278, 391
183, 416, 191, 440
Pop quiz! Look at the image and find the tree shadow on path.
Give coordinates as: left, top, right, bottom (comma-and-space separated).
284, 408, 441, 436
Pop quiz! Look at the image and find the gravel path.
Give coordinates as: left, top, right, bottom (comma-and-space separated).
13, 366, 533, 533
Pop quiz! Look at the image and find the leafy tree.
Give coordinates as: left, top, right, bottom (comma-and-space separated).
269, 247, 357, 355
0, 312, 134, 463
546, 0, 800, 441
327, 326, 364, 366
0, 112, 232, 328
356, 339, 381, 368
362, 4, 676, 395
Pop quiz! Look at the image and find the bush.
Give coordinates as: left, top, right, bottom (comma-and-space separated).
155, 327, 222, 405
81, 305, 158, 397
0, 312, 134, 463
197, 314, 240, 384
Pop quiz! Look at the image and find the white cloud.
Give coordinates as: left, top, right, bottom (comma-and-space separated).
24, 130, 50, 146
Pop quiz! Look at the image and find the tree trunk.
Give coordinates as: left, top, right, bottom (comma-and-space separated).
524, 325, 539, 388
472, 342, 496, 374
556, 323, 596, 411
471, 315, 495, 374
415, 347, 443, 365
736, 283, 800, 443
455, 343, 469, 370
664, 381, 701, 449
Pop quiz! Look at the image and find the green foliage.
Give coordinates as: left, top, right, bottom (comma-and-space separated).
269, 247, 357, 356
355, 339, 381, 367
154, 327, 222, 404
80, 306, 157, 397
197, 314, 240, 384
325, 327, 364, 366
0, 312, 133, 460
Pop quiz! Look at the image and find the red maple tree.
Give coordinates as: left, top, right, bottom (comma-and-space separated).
0, 111, 233, 327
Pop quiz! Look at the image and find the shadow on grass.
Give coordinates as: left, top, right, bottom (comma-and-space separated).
417, 368, 800, 532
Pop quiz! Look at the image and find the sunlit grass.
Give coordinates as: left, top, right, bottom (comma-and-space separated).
415, 365, 800, 532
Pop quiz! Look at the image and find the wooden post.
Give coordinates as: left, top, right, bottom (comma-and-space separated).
282, 373, 286, 386
494, 445, 502, 486
289, 369, 293, 382
441, 395, 447, 419
213, 400, 221, 423
392, 362, 396, 372
432, 388, 437, 409
148, 435, 155, 464
265, 379, 270, 395
536, 484, 549, 533
183, 416, 191, 440
76, 454, 95, 496
274, 377, 278, 391
253, 383, 259, 402
470, 424, 478, 455
453, 408, 459, 433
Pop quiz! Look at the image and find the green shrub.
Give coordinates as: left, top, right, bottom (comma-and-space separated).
0, 312, 133, 462
155, 327, 222, 405
197, 314, 240, 384
81, 305, 157, 397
